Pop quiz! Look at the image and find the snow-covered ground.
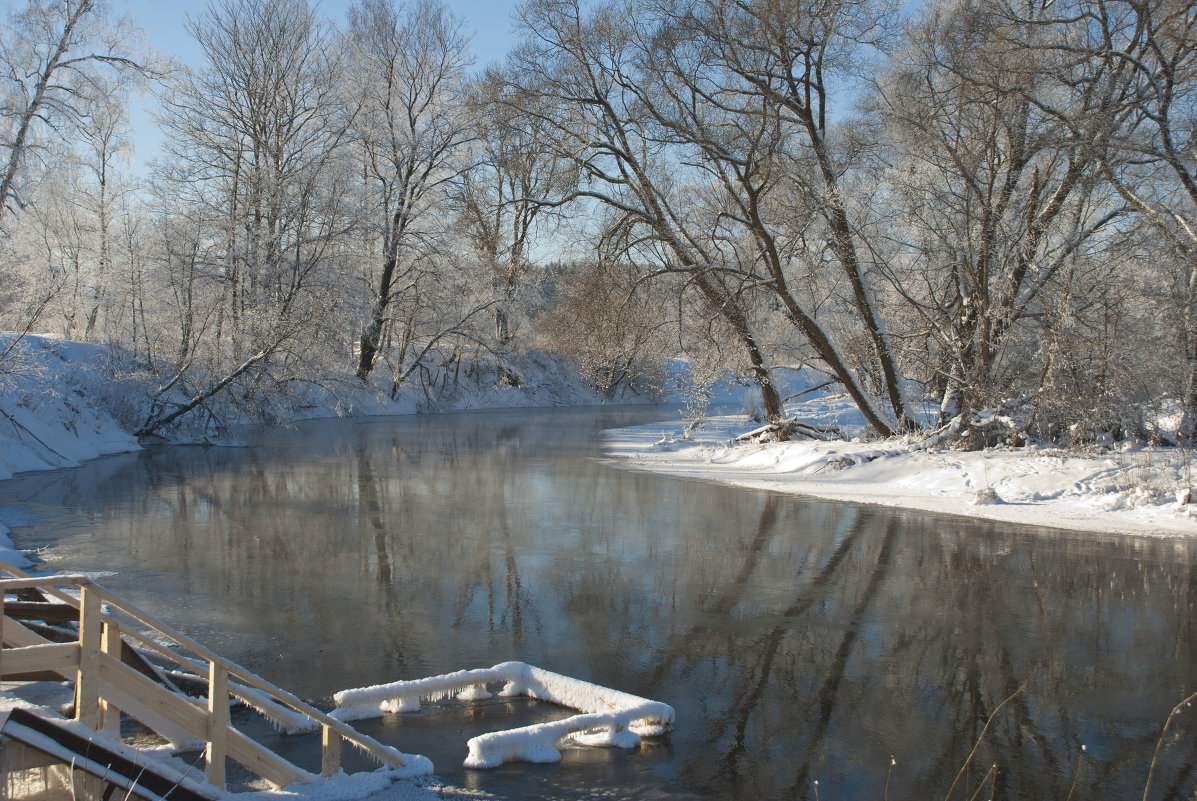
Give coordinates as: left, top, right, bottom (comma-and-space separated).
0, 334, 639, 484
0, 335, 139, 483
602, 392, 1197, 537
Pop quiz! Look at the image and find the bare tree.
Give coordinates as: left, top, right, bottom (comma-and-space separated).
1063, 0, 1197, 442
673, 0, 921, 431
538, 258, 674, 398
502, 0, 929, 434
75, 75, 134, 341
0, 0, 150, 226
347, 0, 474, 380
143, 0, 356, 437
871, 0, 1130, 444
455, 72, 576, 345
501, 0, 793, 427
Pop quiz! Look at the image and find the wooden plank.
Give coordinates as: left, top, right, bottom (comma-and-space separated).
0, 642, 79, 676
100, 621, 122, 735
2, 708, 220, 801
232, 669, 406, 768
76, 586, 101, 728
321, 724, 342, 777
1, 670, 72, 682
1, 572, 405, 781
0, 576, 88, 591
97, 651, 310, 787
224, 727, 311, 789
206, 661, 229, 789
3, 616, 197, 747
17, 619, 79, 643
2, 616, 76, 679
97, 652, 208, 739
3, 601, 81, 623
97, 674, 205, 749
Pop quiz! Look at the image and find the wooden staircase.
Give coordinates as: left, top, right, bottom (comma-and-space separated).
0, 563, 425, 794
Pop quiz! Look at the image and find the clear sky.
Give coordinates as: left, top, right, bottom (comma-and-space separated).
112, 0, 526, 173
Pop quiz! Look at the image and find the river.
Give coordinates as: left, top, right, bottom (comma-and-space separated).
0, 406, 1195, 800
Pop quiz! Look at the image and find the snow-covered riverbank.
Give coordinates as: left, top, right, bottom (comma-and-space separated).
602, 394, 1197, 538
4, 333, 1196, 542
0, 334, 624, 484
0, 334, 630, 571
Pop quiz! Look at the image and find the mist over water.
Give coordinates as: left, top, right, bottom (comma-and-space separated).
2, 406, 1196, 800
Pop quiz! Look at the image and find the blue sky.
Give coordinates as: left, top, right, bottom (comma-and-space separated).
113, 0, 525, 173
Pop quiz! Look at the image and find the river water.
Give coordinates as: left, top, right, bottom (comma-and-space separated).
1, 406, 1196, 801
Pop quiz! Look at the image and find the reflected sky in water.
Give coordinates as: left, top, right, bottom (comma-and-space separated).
1, 406, 1196, 800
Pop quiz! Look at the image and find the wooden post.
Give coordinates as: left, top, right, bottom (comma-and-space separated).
207, 661, 229, 789
321, 724, 342, 776
1, 586, 7, 680
100, 621, 122, 734
76, 586, 101, 728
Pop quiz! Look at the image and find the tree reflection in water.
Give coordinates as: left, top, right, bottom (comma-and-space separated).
2, 407, 1196, 800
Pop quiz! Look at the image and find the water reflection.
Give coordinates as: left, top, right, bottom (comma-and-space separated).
1, 407, 1196, 801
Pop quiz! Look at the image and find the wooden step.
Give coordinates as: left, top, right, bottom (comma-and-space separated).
1, 707, 219, 801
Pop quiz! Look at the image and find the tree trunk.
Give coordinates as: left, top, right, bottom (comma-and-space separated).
690, 275, 785, 426
356, 230, 401, 379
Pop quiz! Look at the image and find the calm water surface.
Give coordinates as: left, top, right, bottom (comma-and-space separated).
1, 406, 1196, 801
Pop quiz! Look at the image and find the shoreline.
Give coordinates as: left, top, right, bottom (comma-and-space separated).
601, 413, 1197, 539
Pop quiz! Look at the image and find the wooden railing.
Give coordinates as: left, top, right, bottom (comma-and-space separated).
0, 563, 422, 791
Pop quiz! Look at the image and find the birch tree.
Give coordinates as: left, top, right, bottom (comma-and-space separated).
0, 0, 149, 226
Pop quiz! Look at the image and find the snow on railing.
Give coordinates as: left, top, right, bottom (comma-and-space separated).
331, 660, 674, 769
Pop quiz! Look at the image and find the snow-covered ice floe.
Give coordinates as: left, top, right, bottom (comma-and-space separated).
330, 661, 674, 769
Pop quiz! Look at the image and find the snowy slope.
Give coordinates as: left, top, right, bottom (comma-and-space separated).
0, 335, 140, 482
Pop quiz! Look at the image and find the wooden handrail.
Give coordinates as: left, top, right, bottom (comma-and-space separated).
0, 562, 418, 791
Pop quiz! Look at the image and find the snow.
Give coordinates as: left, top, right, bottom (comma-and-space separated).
0, 335, 658, 484
602, 394, 1197, 538
0, 699, 445, 801
0, 335, 140, 482
332, 661, 674, 770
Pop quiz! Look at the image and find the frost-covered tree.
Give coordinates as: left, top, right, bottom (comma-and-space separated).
347, 0, 475, 381
663, 0, 921, 433
144, 0, 356, 436
0, 0, 150, 379
0, 0, 150, 225
501, 0, 929, 435
454, 71, 576, 347
537, 258, 676, 398
501, 0, 790, 428
871, 0, 1132, 444
1064, 0, 1197, 443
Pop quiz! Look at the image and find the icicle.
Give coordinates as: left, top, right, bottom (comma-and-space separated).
456, 684, 493, 702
